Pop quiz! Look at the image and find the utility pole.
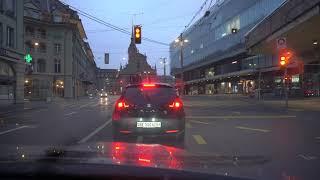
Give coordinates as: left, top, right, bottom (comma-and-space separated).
174, 33, 188, 95
160, 57, 167, 76
284, 67, 288, 108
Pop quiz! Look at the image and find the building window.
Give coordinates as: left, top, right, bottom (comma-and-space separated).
54, 59, 61, 73
25, 26, 35, 37
25, 41, 34, 52
37, 59, 46, 73
0, 23, 2, 46
54, 43, 61, 54
6, 26, 14, 48
37, 29, 46, 39
4, 0, 15, 17
39, 43, 46, 53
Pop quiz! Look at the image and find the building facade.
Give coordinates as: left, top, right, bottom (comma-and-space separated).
96, 68, 120, 95
23, 0, 97, 100
170, 0, 286, 96
246, 0, 320, 97
0, 0, 24, 104
118, 29, 156, 90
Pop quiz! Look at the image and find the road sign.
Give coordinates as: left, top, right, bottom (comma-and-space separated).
277, 37, 287, 49
104, 53, 109, 64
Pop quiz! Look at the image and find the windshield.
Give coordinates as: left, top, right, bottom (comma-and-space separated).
124, 86, 177, 106
1, 0, 320, 180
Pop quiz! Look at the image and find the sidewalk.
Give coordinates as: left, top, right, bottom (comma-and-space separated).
184, 94, 320, 111
0, 100, 50, 115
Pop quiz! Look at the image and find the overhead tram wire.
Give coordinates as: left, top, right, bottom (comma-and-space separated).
62, 3, 169, 46
183, 0, 210, 33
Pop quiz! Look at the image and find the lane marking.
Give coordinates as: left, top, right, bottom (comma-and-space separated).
192, 135, 207, 145
0, 126, 30, 136
190, 120, 211, 125
298, 154, 318, 161
79, 102, 96, 109
78, 119, 112, 144
289, 108, 304, 112
187, 115, 296, 119
65, 112, 77, 116
186, 123, 192, 128
236, 126, 271, 133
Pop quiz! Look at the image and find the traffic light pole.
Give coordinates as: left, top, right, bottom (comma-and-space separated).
180, 44, 184, 95
284, 67, 288, 108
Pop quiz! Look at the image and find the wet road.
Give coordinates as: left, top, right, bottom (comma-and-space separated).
0, 95, 319, 179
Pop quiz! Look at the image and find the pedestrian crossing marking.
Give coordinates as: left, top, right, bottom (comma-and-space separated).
236, 126, 270, 133
193, 135, 207, 144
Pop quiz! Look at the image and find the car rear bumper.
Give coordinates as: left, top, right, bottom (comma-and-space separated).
112, 117, 185, 135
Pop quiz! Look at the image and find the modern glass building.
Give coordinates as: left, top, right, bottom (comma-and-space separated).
170, 0, 286, 95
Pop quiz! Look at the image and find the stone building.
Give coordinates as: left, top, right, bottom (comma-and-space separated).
118, 29, 156, 89
23, 0, 97, 100
0, 0, 25, 104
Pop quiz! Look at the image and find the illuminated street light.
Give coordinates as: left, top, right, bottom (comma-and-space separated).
25, 80, 29, 83
184, 39, 189, 43
313, 40, 318, 45
34, 42, 39, 46
174, 39, 180, 43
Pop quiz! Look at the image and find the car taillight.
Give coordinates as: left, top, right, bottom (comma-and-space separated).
117, 101, 129, 108
168, 98, 183, 109
115, 100, 130, 110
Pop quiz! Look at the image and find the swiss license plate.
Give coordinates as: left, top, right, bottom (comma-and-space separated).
137, 122, 161, 128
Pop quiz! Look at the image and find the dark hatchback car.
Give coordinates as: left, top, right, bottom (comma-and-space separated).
112, 83, 185, 141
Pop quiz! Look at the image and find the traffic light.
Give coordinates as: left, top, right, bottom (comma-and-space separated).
134, 25, 141, 44
279, 50, 292, 68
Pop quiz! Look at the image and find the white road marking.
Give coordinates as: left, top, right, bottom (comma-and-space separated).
190, 120, 211, 125
187, 115, 296, 119
65, 112, 77, 116
0, 126, 30, 136
236, 126, 271, 133
78, 119, 112, 144
298, 154, 318, 160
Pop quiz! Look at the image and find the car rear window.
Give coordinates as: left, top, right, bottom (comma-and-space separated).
123, 85, 177, 106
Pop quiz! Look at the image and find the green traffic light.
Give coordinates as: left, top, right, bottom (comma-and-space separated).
24, 54, 33, 63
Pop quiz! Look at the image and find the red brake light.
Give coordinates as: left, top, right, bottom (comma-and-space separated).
143, 84, 156, 87
169, 99, 183, 109
117, 100, 129, 109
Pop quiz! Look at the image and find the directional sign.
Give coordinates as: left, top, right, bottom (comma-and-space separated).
24, 54, 33, 63
277, 37, 287, 50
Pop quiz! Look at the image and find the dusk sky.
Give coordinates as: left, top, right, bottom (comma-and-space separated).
65, 0, 206, 75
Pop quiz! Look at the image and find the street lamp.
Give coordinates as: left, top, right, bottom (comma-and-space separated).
160, 57, 167, 76
174, 33, 188, 95
34, 42, 39, 46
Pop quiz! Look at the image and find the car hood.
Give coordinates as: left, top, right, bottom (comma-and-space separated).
0, 141, 275, 179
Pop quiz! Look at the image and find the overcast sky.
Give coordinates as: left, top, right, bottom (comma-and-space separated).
65, 0, 206, 75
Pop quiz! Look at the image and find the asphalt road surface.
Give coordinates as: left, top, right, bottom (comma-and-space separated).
0, 95, 319, 179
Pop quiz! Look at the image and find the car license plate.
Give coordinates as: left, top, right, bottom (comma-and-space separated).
137, 122, 161, 128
